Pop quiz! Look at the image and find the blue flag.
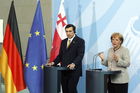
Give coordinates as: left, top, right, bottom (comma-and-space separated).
24, 1, 47, 93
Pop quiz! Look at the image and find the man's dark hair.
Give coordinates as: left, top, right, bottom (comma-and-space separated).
65, 24, 76, 33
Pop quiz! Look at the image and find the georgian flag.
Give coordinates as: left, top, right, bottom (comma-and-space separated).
50, 0, 67, 62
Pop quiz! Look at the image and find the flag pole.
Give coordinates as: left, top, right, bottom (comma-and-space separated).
61, 0, 64, 4
36, 0, 39, 4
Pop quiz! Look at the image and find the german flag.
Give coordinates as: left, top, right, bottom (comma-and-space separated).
0, 1, 26, 93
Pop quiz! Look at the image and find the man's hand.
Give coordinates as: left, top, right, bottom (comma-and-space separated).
67, 63, 75, 70
46, 62, 55, 66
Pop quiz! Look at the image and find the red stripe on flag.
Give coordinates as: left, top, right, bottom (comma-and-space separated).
50, 29, 62, 62
3, 24, 26, 91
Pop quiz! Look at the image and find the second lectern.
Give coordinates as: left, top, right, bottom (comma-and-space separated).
86, 69, 121, 93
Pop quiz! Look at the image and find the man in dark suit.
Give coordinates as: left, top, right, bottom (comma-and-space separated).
47, 24, 85, 93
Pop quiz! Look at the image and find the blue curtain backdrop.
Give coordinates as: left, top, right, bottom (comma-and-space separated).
52, 0, 140, 93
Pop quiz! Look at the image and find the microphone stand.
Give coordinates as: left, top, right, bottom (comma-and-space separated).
93, 52, 102, 71
93, 54, 98, 70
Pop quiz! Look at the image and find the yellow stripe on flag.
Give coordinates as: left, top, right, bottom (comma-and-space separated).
0, 48, 17, 93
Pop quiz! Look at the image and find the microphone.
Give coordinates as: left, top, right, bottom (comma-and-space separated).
93, 52, 103, 70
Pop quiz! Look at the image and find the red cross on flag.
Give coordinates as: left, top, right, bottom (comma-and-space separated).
50, 0, 67, 62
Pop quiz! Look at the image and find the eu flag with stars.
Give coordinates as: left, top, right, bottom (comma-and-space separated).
24, 1, 47, 93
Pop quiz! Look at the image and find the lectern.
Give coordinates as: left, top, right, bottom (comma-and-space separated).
86, 69, 121, 93
44, 66, 68, 93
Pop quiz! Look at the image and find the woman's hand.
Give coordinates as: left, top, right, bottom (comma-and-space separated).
99, 53, 104, 61
113, 54, 118, 62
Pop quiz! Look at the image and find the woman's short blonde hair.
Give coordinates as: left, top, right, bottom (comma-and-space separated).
111, 32, 124, 44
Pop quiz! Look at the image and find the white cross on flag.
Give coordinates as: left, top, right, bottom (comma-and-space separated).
50, 0, 67, 62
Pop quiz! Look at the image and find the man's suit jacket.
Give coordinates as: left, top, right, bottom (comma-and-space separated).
54, 35, 85, 76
